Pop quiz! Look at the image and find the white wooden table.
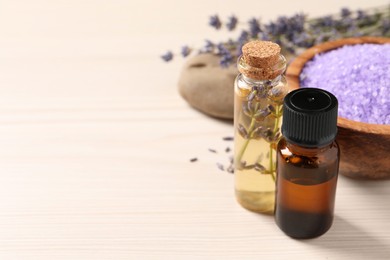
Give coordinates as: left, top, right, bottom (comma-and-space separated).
0, 0, 389, 259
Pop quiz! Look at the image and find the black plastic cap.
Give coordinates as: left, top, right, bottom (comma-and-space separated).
282, 88, 338, 147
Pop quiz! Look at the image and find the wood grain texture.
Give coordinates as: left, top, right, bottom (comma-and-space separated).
0, 0, 389, 259
286, 37, 390, 179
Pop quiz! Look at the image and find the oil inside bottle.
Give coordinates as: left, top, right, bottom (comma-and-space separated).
234, 82, 285, 214
275, 139, 339, 238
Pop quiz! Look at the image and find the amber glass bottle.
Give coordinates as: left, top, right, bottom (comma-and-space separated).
275, 88, 340, 239
234, 41, 288, 214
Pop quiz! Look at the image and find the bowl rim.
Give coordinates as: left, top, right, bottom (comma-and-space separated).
286, 36, 390, 135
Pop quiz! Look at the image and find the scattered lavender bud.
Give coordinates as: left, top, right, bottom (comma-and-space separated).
161, 51, 173, 62
229, 156, 234, 164
181, 46, 191, 57
227, 165, 234, 174
209, 15, 222, 29
225, 147, 231, 153
216, 163, 225, 171
208, 148, 217, 153
222, 136, 234, 141
190, 158, 198, 162
226, 15, 238, 31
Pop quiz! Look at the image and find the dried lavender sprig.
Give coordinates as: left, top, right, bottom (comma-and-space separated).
161, 5, 389, 65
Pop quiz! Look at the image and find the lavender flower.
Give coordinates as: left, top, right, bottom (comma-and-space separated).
274, 16, 289, 35
291, 13, 305, 29
203, 40, 215, 52
339, 16, 356, 32
356, 10, 367, 20
248, 18, 261, 37
292, 32, 313, 48
220, 53, 233, 67
238, 30, 249, 44
235, 30, 249, 56
226, 15, 238, 31
217, 43, 229, 55
209, 15, 222, 29
341, 7, 351, 18
316, 15, 335, 27
381, 19, 390, 34
217, 43, 233, 67
161, 51, 173, 62
181, 46, 191, 57
258, 31, 270, 41
264, 21, 277, 36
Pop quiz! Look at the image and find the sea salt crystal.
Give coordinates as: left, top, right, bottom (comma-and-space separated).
300, 43, 390, 125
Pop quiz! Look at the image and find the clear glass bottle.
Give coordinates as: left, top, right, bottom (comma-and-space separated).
275, 88, 340, 238
234, 41, 289, 213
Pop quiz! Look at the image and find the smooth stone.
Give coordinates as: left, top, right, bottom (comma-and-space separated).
178, 53, 238, 119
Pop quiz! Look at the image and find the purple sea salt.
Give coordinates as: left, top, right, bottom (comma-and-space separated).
300, 43, 390, 125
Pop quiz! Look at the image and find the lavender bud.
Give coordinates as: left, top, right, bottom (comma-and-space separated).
181, 46, 191, 57
161, 51, 173, 62
238, 124, 248, 139
254, 163, 266, 173
226, 15, 238, 31
242, 103, 251, 117
209, 15, 222, 30
248, 18, 262, 37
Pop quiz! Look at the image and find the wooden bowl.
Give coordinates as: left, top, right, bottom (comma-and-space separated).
286, 37, 390, 179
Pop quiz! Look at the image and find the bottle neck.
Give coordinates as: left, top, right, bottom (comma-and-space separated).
285, 139, 335, 156
241, 74, 282, 88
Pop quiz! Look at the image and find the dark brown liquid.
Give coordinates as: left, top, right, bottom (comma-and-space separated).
275, 138, 339, 239
276, 206, 333, 239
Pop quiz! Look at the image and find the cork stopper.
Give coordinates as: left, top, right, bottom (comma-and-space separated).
239, 40, 284, 80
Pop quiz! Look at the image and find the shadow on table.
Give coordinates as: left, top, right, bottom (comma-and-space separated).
340, 175, 390, 197
302, 215, 388, 259
302, 177, 390, 258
